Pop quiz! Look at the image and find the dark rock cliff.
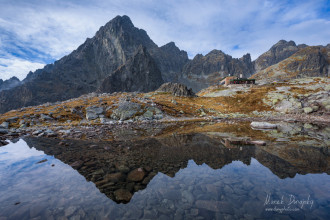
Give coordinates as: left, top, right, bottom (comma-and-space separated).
98, 46, 164, 93
179, 50, 254, 92
155, 42, 189, 82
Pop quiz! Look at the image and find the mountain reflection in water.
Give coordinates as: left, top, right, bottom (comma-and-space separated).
0, 133, 329, 220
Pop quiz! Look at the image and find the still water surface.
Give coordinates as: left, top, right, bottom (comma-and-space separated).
0, 135, 329, 220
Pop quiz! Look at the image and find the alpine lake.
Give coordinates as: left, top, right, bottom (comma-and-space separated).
0, 121, 329, 220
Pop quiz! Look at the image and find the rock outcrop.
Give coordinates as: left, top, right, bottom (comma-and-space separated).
179, 50, 254, 92
156, 82, 195, 97
98, 46, 164, 93
253, 40, 307, 72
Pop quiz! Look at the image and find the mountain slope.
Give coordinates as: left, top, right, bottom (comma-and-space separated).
253, 40, 307, 72
155, 42, 189, 82
252, 46, 330, 82
98, 45, 164, 93
179, 50, 254, 92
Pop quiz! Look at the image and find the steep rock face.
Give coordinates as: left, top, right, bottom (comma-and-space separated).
153, 42, 189, 82
254, 40, 307, 72
0, 15, 187, 113
156, 82, 195, 97
252, 46, 330, 82
0, 77, 20, 91
98, 46, 164, 93
179, 50, 254, 92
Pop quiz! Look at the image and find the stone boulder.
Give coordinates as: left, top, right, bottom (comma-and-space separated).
140, 106, 164, 120
0, 122, 9, 129
40, 114, 53, 120
111, 101, 142, 120
251, 122, 277, 129
127, 168, 146, 182
114, 189, 133, 203
86, 106, 104, 120
156, 82, 195, 97
0, 128, 9, 135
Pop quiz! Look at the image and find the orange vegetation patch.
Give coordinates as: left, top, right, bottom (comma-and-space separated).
0, 94, 124, 125
197, 85, 227, 96
152, 85, 275, 116
289, 86, 319, 95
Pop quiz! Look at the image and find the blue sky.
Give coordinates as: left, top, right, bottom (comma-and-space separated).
0, 0, 329, 80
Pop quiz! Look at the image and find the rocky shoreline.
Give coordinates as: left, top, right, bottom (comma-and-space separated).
1, 77, 329, 146
1, 113, 329, 147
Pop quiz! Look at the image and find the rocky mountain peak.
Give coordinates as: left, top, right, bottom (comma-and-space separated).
240, 53, 252, 62
254, 40, 301, 72
160, 42, 188, 57
8, 76, 19, 81
110, 15, 134, 27
180, 49, 254, 92
161, 42, 176, 49
207, 49, 227, 57
0, 76, 21, 91
154, 42, 189, 82
100, 15, 136, 36
273, 40, 296, 47
252, 45, 330, 82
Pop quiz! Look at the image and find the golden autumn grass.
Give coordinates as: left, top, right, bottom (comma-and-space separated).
0, 83, 283, 127
151, 85, 276, 116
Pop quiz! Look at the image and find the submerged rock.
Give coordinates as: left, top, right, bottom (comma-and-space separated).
114, 188, 133, 203
156, 82, 195, 97
127, 168, 146, 182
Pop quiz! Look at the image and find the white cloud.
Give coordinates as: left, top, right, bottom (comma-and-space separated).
0, 0, 329, 80
0, 139, 44, 163
0, 57, 45, 80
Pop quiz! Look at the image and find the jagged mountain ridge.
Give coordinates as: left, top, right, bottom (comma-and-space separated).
253, 40, 308, 72
252, 45, 330, 82
0, 76, 21, 92
0, 15, 188, 113
179, 50, 254, 91
0, 15, 328, 113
